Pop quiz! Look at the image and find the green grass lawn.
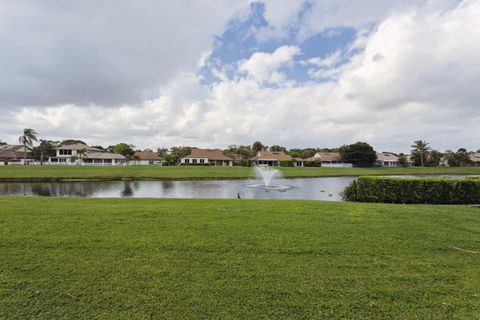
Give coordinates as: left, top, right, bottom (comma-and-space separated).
1, 197, 479, 319
0, 165, 479, 181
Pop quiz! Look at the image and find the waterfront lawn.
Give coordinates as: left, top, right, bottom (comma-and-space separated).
0, 165, 480, 180
0, 197, 479, 319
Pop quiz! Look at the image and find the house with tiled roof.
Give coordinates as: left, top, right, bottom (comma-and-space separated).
133, 151, 163, 165
0, 145, 33, 165
180, 148, 233, 166
252, 151, 293, 166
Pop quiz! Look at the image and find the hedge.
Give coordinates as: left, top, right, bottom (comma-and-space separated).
304, 160, 322, 167
342, 176, 480, 204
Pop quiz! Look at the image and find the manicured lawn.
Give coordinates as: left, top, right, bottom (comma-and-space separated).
0, 165, 479, 181
0, 197, 479, 319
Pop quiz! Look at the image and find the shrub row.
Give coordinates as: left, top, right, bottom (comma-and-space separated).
342, 176, 480, 204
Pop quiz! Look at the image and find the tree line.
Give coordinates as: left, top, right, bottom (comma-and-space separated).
4, 129, 480, 167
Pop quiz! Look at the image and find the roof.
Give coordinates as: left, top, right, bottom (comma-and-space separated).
184, 148, 233, 161
470, 153, 480, 163
254, 151, 292, 161
0, 145, 32, 159
310, 152, 341, 162
86, 152, 125, 160
376, 152, 399, 162
134, 151, 162, 161
56, 143, 101, 152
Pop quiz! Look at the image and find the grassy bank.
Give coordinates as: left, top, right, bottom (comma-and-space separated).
0, 165, 479, 181
1, 197, 479, 319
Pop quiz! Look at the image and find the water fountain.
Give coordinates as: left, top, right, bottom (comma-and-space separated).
244, 166, 290, 191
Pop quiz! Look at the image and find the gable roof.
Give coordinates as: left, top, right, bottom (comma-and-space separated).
470, 153, 480, 163
56, 143, 101, 152
0, 145, 32, 159
310, 152, 341, 162
184, 148, 233, 161
134, 151, 162, 161
86, 152, 125, 160
376, 152, 399, 162
254, 151, 292, 161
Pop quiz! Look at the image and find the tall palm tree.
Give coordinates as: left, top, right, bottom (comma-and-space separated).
18, 128, 38, 165
411, 140, 430, 167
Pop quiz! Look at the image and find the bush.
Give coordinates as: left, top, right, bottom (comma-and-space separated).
239, 159, 253, 167
280, 160, 295, 167
304, 160, 322, 167
342, 176, 480, 204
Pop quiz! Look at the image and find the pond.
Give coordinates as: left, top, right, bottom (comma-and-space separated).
0, 177, 356, 201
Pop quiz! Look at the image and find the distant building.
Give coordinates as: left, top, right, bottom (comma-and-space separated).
307, 152, 353, 168
470, 153, 480, 166
0, 145, 33, 165
48, 143, 125, 166
252, 151, 293, 166
133, 151, 163, 165
376, 152, 400, 167
180, 148, 233, 166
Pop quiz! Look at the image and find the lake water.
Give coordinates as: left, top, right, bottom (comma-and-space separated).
0, 177, 356, 201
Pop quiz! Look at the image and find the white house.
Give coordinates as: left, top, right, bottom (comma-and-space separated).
308, 152, 353, 168
48, 143, 125, 166
181, 148, 233, 166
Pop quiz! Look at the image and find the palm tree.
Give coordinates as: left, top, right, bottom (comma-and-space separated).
18, 128, 38, 165
77, 148, 88, 165
411, 140, 430, 167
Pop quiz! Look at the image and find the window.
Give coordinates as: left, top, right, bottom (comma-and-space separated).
193, 159, 198, 164
59, 149, 72, 156
200, 159, 204, 164
185, 159, 190, 164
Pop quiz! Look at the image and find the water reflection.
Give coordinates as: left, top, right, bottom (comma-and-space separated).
0, 177, 356, 201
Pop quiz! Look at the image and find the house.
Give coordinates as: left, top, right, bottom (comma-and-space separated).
0, 145, 33, 165
48, 143, 125, 166
376, 152, 400, 167
308, 152, 353, 167
252, 151, 295, 166
470, 153, 480, 166
133, 151, 163, 165
180, 148, 233, 166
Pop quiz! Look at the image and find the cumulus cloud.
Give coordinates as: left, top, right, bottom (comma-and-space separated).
3, 0, 480, 152
0, 0, 249, 108
238, 45, 301, 83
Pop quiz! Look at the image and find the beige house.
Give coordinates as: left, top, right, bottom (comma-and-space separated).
133, 151, 163, 165
181, 148, 234, 166
307, 152, 353, 167
252, 151, 294, 166
376, 152, 400, 167
470, 153, 480, 166
0, 145, 33, 165
49, 143, 125, 166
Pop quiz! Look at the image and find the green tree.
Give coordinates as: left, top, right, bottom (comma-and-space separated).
339, 142, 377, 167
18, 128, 38, 165
156, 148, 169, 158
112, 143, 135, 157
60, 139, 86, 146
426, 150, 443, 167
165, 146, 192, 165
252, 141, 266, 155
77, 148, 88, 164
410, 140, 430, 167
0, 140, 6, 146
397, 153, 409, 167
32, 140, 58, 165
269, 145, 287, 153
446, 148, 473, 167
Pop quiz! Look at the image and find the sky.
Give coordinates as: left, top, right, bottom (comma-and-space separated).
0, 0, 479, 152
